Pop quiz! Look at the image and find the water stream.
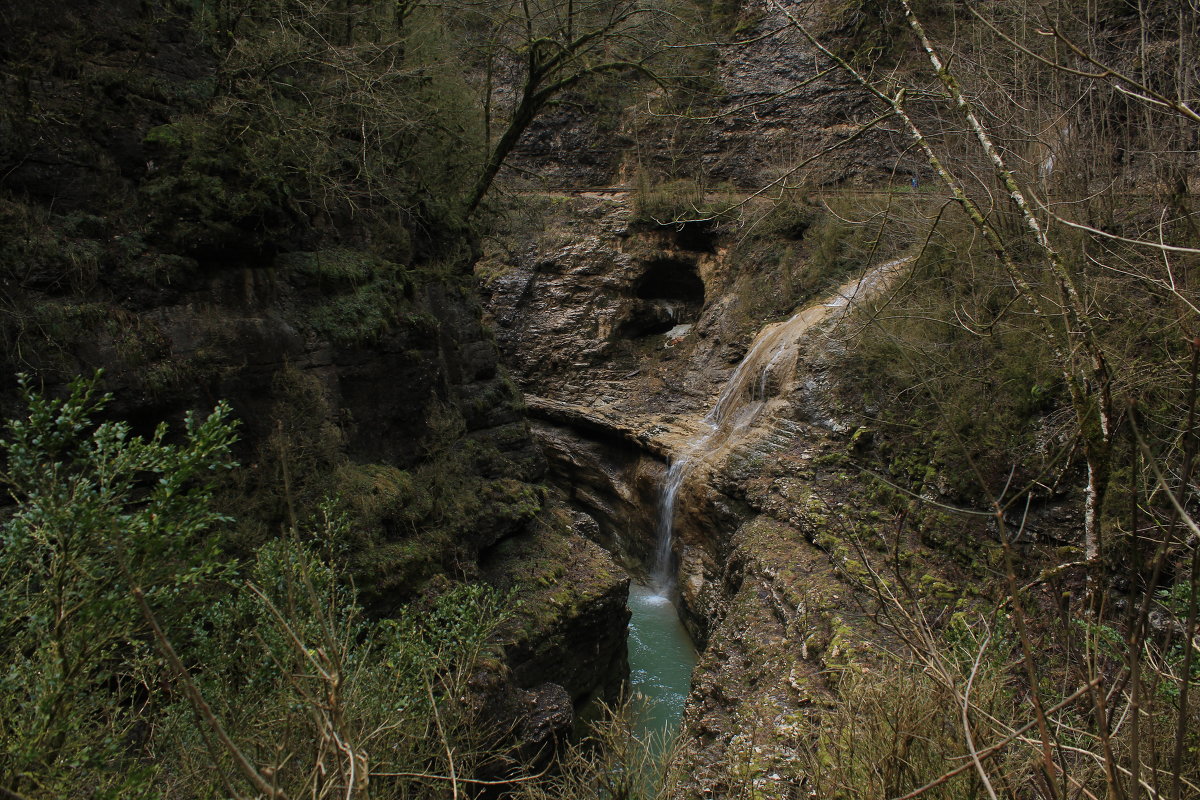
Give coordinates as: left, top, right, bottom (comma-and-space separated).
651, 258, 909, 582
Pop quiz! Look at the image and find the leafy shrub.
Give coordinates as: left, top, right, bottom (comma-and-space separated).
152, 529, 512, 799
0, 375, 520, 798
0, 373, 237, 798
837, 213, 1063, 502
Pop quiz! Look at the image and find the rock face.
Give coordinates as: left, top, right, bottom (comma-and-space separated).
480, 67, 1100, 788
506, 0, 907, 191
531, 417, 666, 567
486, 508, 631, 704
470, 6, 932, 780
479, 199, 749, 593
0, 0, 628, 747
696, 0, 906, 187
482, 204, 723, 405
480, 199, 755, 418
478, 191, 970, 796
478, 500, 631, 761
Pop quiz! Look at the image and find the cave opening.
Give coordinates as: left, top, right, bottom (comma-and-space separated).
617, 258, 706, 339
634, 258, 706, 305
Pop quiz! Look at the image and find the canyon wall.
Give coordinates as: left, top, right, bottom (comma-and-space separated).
0, 0, 628, 752
479, 198, 1078, 796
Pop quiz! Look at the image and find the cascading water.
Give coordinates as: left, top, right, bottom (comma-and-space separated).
628, 258, 908, 746
651, 256, 910, 583
631, 443, 703, 746
651, 450, 703, 589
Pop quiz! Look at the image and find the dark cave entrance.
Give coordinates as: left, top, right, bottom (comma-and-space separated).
619, 258, 706, 339
634, 258, 705, 304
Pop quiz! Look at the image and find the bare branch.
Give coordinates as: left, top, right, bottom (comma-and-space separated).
132, 587, 287, 800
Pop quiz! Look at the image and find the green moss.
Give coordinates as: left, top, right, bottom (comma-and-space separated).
276, 248, 406, 287
143, 122, 187, 150
0, 200, 107, 289
918, 573, 959, 601
813, 451, 848, 467
481, 478, 543, 526
824, 615, 867, 670
335, 463, 428, 526
307, 283, 398, 345
30, 301, 112, 342
274, 249, 417, 346
319, 406, 543, 612
141, 116, 285, 255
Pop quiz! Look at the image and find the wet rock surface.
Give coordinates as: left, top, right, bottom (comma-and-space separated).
530, 419, 666, 567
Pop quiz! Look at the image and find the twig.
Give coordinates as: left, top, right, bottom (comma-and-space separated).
426, 677, 459, 800
962, 633, 1000, 800
890, 677, 1103, 800
1132, 420, 1200, 546
371, 770, 546, 785
1036, 208, 1200, 256
1171, 339, 1200, 800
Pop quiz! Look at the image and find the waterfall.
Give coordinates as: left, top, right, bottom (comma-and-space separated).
649, 258, 908, 591
651, 445, 704, 589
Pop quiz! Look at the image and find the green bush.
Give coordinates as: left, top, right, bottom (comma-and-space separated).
141, 116, 284, 255
152, 530, 512, 799
0, 375, 520, 798
0, 373, 237, 798
837, 214, 1062, 503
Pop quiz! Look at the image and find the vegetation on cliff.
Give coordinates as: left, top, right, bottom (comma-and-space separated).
0, 0, 692, 602
478, 0, 1198, 796
0, 0, 678, 796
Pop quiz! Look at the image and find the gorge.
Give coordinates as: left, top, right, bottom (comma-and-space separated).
611, 256, 909, 755
2, 0, 1198, 798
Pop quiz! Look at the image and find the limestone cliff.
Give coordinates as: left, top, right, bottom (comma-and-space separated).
0, 0, 627, 751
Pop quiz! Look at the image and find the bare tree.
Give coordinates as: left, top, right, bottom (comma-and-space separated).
454, 0, 681, 213
739, 2, 1200, 797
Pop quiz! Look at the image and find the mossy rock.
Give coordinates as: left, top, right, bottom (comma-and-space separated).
335, 462, 429, 526
276, 248, 409, 289
274, 248, 417, 346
